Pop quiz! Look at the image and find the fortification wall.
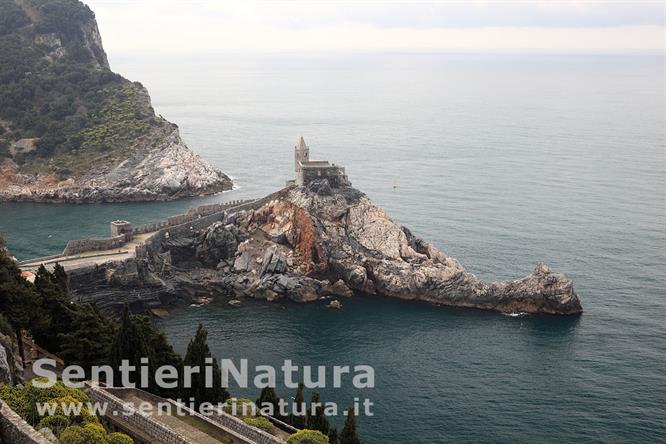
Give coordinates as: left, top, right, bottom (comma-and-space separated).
62, 234, 126, 256
87, 387, 196, 444
0, 402, 51, 444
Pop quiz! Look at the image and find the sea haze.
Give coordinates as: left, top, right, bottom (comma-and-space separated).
1, 53, 664, 442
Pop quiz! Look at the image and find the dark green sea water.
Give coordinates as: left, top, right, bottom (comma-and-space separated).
1, 54, 664, 442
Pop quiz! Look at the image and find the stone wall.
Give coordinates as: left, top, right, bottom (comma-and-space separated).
93, 387, 283, 444
299, 164, 350, 188
0, 402, 51, 444
87, 387, 196, 444
62, 234, 126, 256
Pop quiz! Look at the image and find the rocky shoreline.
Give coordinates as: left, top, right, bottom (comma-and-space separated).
0, 125, 232, 204
66, 180, 582, 316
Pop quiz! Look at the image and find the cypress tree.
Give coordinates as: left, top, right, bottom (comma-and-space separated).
58, 304, 115, 374
306, 391, 330, 435
256, 387, 279, 417
182, 324, 229, 407
340, 407, 362, 444
108, 305, 153, 387
135, 315, 183, 398
289, 381, 306, 429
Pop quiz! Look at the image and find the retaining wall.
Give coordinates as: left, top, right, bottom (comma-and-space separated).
0, 401, 51, 444
87, 387, 196, 444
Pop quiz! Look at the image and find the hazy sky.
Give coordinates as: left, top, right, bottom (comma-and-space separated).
86, 0, 665, 53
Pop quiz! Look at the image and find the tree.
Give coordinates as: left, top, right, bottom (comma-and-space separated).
134, 316, 183, 398
328, 428, 338, 444
0, 241, 40, 361
182, 324, 229, 407
58, 304, 115, 373
256, 387, 280, 417
306, 392, 330, 435
108, 305, 152, 387
339, 408, 361, 444
289, 382, 306, 429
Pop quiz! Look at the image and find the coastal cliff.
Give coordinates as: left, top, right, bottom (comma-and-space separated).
0, 0, 231, 202
67, 181, 582, 316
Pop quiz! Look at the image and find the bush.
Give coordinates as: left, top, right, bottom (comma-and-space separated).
243, 416, 275, 434
223, 398, 256, 417
36, 414, 71, 436
287, 429, 330, 444
0, 385, 30, 419
59, 423, 107, 444
42, 395, 98, 425
107, 432, 134, 444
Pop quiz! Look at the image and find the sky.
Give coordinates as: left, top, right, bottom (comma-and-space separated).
86, 0, 666, 53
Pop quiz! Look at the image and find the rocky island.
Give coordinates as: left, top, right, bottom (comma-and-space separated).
0, 0, 231, 202
22, 138, 582, 316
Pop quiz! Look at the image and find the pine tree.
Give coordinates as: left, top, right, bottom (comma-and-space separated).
58, 304, 115, 374
182, 324, 229, 407
289, 381, 306, 429
306, 391, 330, 435
108, 305, 153, 387
51, 263, 68, 293
256, 387, 280, 417
0, 243, 40, 361
339, 407, 362, 444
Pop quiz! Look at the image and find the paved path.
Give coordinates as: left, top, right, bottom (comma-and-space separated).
19, 232, 157, 272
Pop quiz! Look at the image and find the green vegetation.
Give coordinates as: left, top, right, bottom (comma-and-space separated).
183, 324, 230, 408
0, 0, 164, 177
339, 408, 362, 444
289, 382, 306, 429
0, 237, 366, 441
243, 416, 276, 434
0, 380, 133, 443
287, 429, 330, 444
306, 392, 330, 436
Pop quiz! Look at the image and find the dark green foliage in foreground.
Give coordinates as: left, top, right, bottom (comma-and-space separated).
257, 386, 280, 416
339, 408, 362, 444
182, 324, 230, 407
108, 305, 153, 385
307, 392, 330, 436
289, 382, 306, 429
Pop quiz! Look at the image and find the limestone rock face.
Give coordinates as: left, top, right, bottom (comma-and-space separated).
0, 127, 232, 203
63, 182, 582, 315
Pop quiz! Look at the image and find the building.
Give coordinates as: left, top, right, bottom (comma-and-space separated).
290, 136, 350, 187
110, 220, 133, 241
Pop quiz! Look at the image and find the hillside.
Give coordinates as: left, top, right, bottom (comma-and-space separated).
0, 0, 232, 202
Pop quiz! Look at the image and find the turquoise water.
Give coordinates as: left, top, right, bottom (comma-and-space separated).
1, 54, 665, 442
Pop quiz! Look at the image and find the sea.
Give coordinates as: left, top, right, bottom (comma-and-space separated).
1, 53, 664, 443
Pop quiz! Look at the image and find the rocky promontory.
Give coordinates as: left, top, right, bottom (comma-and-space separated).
68, 180, 582, 316
0, 0, 231, 203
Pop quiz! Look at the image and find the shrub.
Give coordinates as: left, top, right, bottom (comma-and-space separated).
107, 432, 134, 444
223, 398, 256, 417
0, 385, 30, 419
287, 429, 330, 444
36, 414, 70, 436
42, 395, 98, 425
59, 423, 107, 444
243, 416, 275, 434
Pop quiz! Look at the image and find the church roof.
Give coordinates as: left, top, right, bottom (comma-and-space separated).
296, 136, 308, 150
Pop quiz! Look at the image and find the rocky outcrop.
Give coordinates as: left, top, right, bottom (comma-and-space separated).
0, 0, 232, 203
65, 180, 582, 316
0, 127, 232, 203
